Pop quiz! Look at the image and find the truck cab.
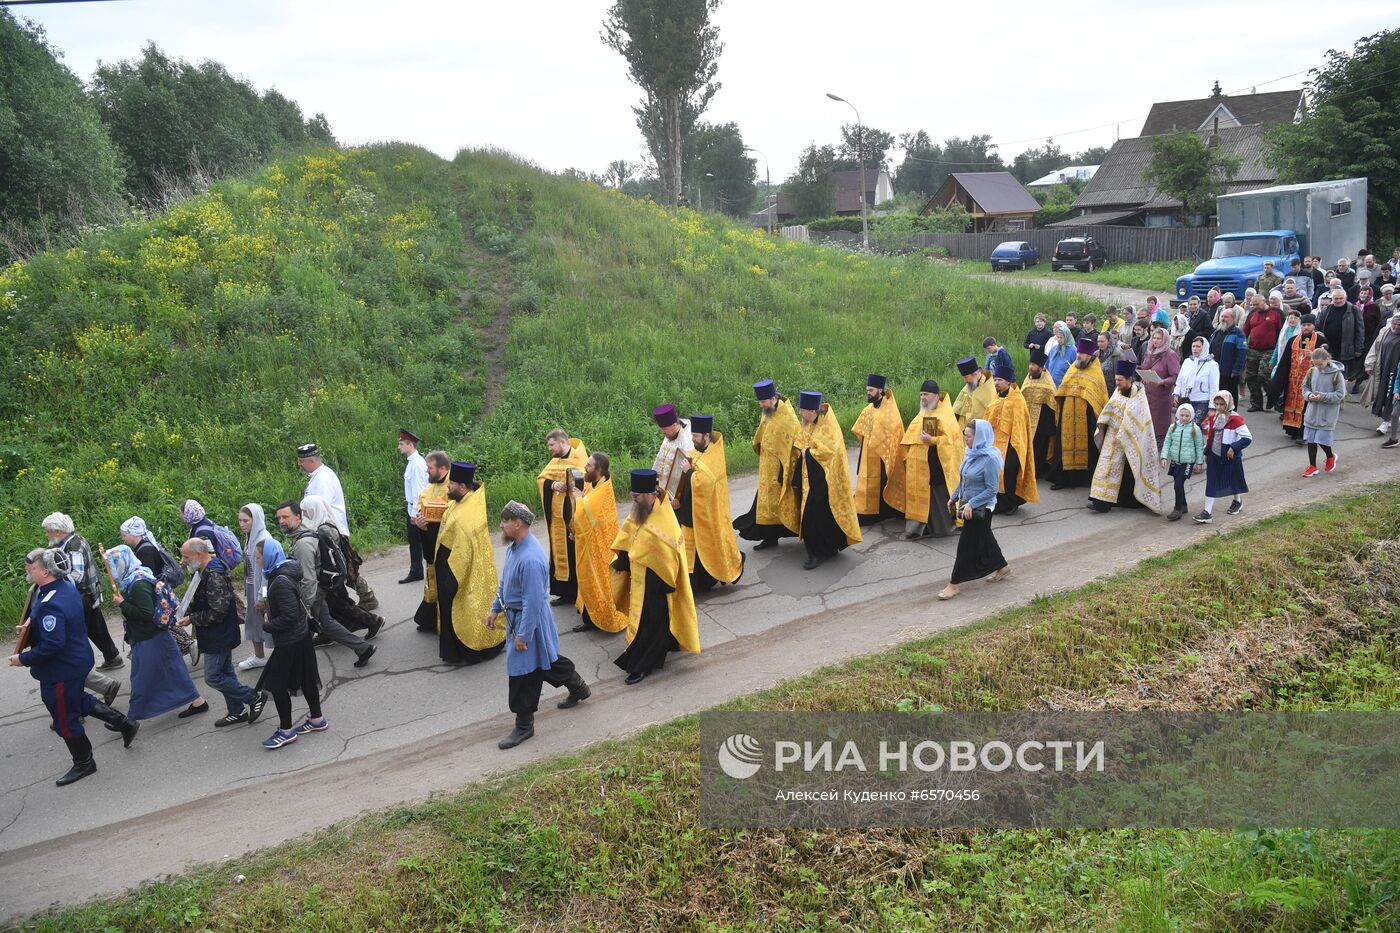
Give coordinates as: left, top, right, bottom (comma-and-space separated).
1175, 230, 1301, 303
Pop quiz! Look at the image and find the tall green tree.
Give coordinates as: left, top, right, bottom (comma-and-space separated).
1143, 130, 1240, 224
894, 132, 1001, 199
602, 0, 723, 206
833, 123, 895, 172
91, 43, 335, 202
0, 11, 127, 260
1010, 138, 1068, 183
686, 121, 755, 217
783, 143, 836, 219
1266, 29, 1400, 242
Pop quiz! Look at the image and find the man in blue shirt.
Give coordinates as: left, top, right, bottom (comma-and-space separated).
487, 500, 589, 750
10, 548, 139, 787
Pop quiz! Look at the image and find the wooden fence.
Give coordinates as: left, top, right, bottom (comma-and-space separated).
909, 226, 1218, 264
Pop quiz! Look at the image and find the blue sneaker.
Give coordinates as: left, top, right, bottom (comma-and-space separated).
262, 729, 298, 749
294, 716, 329, 735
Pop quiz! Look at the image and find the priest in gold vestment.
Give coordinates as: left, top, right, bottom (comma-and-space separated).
985, 362, 1040, 515
567, 453, 628, 634
733, 379, 799, 550
675, 415, 744, 591
952, 356, 997, 428
537, 429, 589, 603
1088, 362, 1164, 514
412, 450, 451, 631
611, 470, 701, 685
1048, 336, 1110, 490
884, 379, 964, 540
433, 462, 505, 664
850, 374, 904, 525
1021, 350, 1059, 475
785, 391, 862, 571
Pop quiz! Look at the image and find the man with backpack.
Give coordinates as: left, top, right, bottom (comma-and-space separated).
297, 443, 379, 612
177, 537, 267, 727
275, 499, 377, 668
41, 514, 124, 704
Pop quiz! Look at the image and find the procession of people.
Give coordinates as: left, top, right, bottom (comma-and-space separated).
11, 264, 1384, 785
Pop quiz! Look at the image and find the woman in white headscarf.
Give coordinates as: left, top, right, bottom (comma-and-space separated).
237, 503, 274, 671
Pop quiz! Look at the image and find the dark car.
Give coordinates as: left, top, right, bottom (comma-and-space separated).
1052, 237, 1109, 272
989, 241, 1039, 271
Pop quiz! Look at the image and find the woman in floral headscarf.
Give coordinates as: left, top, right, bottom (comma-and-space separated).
105, 545, 205, 720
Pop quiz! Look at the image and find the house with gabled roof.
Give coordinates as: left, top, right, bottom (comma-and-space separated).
1053, 84, 1304, 227
919, 171, 1041, 232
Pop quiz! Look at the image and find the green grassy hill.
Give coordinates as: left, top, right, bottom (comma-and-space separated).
0, 145, 1094, 617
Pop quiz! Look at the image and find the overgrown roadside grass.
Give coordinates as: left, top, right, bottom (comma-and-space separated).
22, 483, 1400, 932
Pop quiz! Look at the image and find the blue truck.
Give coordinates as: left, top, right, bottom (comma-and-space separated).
1174, 178, 1368, 303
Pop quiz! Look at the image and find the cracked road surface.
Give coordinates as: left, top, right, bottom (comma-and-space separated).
1, 402, 1396, 920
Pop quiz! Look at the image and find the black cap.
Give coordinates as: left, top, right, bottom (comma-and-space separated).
296, 443, 320, 459
449, 461, 476, 485
630, 469, 658, 494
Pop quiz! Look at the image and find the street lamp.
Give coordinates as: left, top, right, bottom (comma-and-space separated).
701, 172, 715, 212
743, 146, 772, 234
826, 92, 868, 250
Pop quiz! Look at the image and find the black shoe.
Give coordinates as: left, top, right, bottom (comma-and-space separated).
214, 712, 247, 727
802, 556, 823, 570
1050, 482, 1069, 490
366, 616, 384, 640
89, 701, 139, 747
247, 691, 268, 725
56, 757, 97, 787
102, 680, 120, 707
178, 702, 209, 719
354, 644, 376, 668
498, 719, 535, 749
624, 671, 648, 685
97, 655, 124, 671
314, 634, 335, 646
398, 572, 423, 584
569, 622, 592, 633
1166, 509, 1184, 522
557, 683, 592, 709
753, 539, 778, 551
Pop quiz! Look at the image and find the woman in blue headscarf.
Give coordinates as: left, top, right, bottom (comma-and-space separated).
940, 420, 1012, 600
105, 544, 204, 720
252, 537, 326, 749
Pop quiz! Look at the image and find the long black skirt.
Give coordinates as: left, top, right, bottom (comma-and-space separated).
614, 569, 680, 675
256, 635, 322, 697
950, 511, 1007, 584
1031, 408, 1057, 474
856, 455, 900, 525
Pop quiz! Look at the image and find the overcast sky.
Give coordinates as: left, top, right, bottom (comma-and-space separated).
18, 0, 1398, 184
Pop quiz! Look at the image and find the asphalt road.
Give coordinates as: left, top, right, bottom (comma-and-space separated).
1, 401, 1396, 921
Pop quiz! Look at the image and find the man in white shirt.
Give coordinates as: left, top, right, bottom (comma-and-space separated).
297, 442, 379, 611
398, 429, 428, 584
650, 404, 694, 502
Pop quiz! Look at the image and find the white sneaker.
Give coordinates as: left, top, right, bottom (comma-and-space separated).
1380, 422, 1390, 434
237, 655, 268, 671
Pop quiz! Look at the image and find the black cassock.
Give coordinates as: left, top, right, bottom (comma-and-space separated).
542, 482, 578, 602
795, 450, 848, 560
611, 553, 680, 676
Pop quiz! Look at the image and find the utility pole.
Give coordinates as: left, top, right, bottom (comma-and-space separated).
827, 92, 868, 250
